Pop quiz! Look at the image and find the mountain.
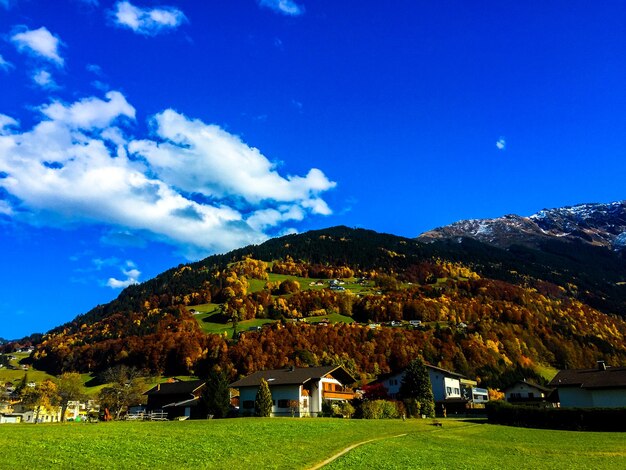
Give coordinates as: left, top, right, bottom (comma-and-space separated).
6, 202, 626, 389
419, 201, 626, 251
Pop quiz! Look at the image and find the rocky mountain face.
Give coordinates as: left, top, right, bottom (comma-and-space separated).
419, 201, 626, 251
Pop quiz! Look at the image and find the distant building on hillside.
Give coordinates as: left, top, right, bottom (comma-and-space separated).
549, 361, 626, 408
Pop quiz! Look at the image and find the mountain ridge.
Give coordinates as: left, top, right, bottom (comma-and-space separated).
418, 200, 626, 251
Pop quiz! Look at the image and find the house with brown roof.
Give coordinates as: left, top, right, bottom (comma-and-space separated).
502, 379, 556, 406
144, 379, 206, 419
548, 361, 626, 408
229, 366, 356, 417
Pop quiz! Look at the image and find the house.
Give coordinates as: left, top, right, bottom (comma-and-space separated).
548, 361, 626, 408
144, 379, 206, 419
13, 404, 62, 423
376, 363, 488, 413
502, 380, 556, 406
229, 365, 356, 417
0, 414, 22, 424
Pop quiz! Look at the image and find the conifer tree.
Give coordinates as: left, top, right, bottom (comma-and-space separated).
203, 369, 231, 418
399, 357, 435, 418
254, 378, 273, 417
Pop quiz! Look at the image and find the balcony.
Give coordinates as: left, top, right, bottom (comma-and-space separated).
323, 390, 355, 400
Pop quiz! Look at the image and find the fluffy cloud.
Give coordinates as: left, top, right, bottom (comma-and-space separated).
107, 262, 141, 288
11, 26, 64, 66
0, 92, 335, 255
0, 114, 18, 134
130, 109, 335, 205
258, 0, 304, 16
496, 137, 506, 150
32, 69, 58, 89
111, 1, 187, 36
0, 54, 14, 72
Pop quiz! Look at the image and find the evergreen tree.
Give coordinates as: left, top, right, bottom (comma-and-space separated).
399, 357, 435, 417
203, 369, 231, 418
254, 378, 273, 417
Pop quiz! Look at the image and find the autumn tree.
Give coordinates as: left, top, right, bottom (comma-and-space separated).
98, 366, 147, 420
56, 372, 85, 422
254, 378, 273, 417
21, 379, 60, 423
399, 358, 435, 418
202, 369, 231, 419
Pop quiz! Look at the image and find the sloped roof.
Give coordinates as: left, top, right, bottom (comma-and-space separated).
373, 363, 466, 384
549, 366, 626, 389
144, 379, 205, 396
229, 366, 355, 388
503, 380, 553, 394
162, 397, 200, 408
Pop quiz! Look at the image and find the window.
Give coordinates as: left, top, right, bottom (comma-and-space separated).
278, 400, 289, 408
446, 387, 452, 395
454, 388, 460, 395
528, 392, 534, 398
302, 399, 308, 408
242, 400, 254, 409
511, 393, 522, 399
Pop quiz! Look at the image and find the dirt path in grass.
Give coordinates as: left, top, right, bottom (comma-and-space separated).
308, 433, 408, 470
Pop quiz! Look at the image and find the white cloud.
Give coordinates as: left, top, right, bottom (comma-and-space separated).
130, 109, 335, 205
0, 114, 18, 135
111, 1, 187, 36
0, 200, 12, 215
0, 92, 335, 256
0, 54, 14, 72
107, 264, 141, 288
496, 137, 506, 150
41, 91, 135, 128
32, 69, 58, 89
11, 26, 64, 66
259, 0, 304, 16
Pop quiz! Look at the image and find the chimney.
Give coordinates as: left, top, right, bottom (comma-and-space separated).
597, 360, 607, 371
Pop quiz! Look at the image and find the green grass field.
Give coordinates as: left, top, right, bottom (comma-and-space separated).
0, 418, 623, 469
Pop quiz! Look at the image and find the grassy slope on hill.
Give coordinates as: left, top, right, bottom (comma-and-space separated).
0, 419, 623, 469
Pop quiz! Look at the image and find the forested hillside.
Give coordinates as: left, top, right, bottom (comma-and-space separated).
13, 226, 625, 388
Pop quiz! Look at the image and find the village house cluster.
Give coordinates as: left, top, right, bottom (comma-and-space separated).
2, 356, 626, 424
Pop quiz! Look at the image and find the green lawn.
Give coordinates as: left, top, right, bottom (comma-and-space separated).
304, 313, 354, 324
0, 419, 623, 469
327, 419, 626, 469
195, 315, 275, 336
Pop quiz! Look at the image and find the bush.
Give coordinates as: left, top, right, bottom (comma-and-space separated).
361, 400, 401, 419
486, 401, 626, 431
403, 398, 420, 418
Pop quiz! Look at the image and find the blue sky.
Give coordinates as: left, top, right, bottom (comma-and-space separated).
1, 1, 624, 339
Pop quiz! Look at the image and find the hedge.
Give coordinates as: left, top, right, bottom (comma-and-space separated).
486, 401, 626, 432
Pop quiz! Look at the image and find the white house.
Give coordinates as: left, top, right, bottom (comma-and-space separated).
0, 414, 22, 424
377, 363, 488, 412
502, 380, 554, 405
549, 362, 626, 408
230, 366, 356, 417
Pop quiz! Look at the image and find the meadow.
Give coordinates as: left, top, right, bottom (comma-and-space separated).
1, 418, 624, 469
